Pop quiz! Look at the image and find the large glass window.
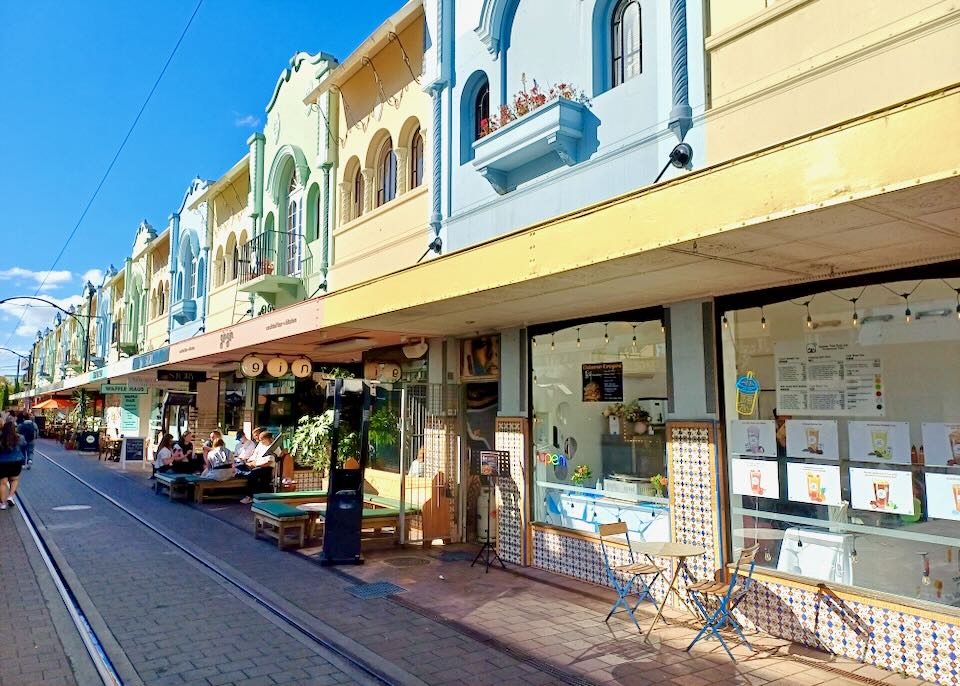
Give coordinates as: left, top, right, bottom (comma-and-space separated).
377, 138, 397, 207
531, 319, 669, 542
723, 275, 960, 608
612, 0, 642, 87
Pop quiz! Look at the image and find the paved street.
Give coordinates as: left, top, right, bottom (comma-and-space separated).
0, 440, 932, 686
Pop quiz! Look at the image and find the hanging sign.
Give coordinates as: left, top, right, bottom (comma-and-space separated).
266, 357, 289, 378
157, 370, 207, 383
240, 354, 265, 378
291, 356, 314, 378
581, 362, 623, 402
120, 395, 140, 434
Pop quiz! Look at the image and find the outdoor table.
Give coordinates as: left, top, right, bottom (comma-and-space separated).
296, 502, 327, 540
630, 541, 706, 639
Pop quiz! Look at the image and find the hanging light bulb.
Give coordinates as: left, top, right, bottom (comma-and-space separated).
550, 333, 555, 351
760, 306, 767, 330
902, 293, 912, 323
852, 310, 859, 327
805, 302, 813, 328
631, 325, 637, 349
722, 315, 729, 329
603, 323, 609, 345
532, 337, 537, 348
660, 319, 665, 334
920, 552, 931, 586
576, 327, 581, 348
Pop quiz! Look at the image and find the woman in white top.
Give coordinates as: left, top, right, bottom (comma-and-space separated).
200, 438, 236, 481
154, 433, 175, 474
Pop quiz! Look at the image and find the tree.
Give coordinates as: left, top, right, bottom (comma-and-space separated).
0, 383, 9, 412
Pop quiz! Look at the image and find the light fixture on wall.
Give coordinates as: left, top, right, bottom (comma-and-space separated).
550, 333, 555, 351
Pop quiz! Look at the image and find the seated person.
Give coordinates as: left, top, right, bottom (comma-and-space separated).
234, 429, 257, 462
154, 433, 175, 474
174, 431, 203, 473
201, 430, 223, 467
239, 430, 275, 504
169, 444, 193, 473
200, 438, 236, 481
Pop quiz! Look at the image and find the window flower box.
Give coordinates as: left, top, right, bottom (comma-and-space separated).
472, 98, 588, 195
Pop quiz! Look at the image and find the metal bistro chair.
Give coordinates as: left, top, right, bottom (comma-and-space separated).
686, 543, 760, 661
598, 522, 664, 631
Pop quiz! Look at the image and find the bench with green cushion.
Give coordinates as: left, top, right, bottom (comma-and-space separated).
251, 502, 308, 518
154, 472, 200, 500
252, 490, 327, 504
364, 494, 405, 509
251, 501, 309, 549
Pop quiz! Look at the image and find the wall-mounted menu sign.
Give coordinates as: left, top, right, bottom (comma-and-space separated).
775, 340, 884, 416
581, 362, 623, 402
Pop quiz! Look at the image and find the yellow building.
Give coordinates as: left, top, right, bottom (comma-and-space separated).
144, 229, 170, 352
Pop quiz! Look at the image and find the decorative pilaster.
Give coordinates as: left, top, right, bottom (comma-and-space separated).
428, 84, 443, 240
668, 0, 693, 140
320, 165, 331, 280
395, 146, 410, 194
362, 167, 374, 213
338, 181, 352, 225
247, 132, 266, 223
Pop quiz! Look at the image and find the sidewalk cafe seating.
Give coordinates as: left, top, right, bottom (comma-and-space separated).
598, 522, 664, 631
686, 543, 760, 661
154, 472, 248, 503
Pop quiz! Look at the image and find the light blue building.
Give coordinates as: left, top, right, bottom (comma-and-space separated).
168, 178, 212, 344
423, 0, 705, 253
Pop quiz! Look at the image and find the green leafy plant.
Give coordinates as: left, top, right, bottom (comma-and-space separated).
289, 412, 334, 472
369, 404, 400, 448
571, 464, 593, 487
650, 473, 667, 497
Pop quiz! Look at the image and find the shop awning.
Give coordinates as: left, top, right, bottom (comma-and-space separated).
33, 398, 77, 410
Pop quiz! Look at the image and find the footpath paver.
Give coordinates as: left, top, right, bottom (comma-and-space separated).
17, 448, 369, 686
28, 440, 936, 686
0, 495, 90, 686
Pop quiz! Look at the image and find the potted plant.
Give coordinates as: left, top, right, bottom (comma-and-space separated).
622, 400, 652, 437
571, 464, 593, 488
650, 473, 667, 498
289, 411, 335, 475
368, 404, 399, 451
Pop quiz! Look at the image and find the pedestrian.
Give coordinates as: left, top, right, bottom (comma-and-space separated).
0, 421, 23, 509
18, 412, 37, 470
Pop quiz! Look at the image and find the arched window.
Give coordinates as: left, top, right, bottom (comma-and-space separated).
352, 168, 364, 220
232, 245, 240, 281
196, 258, 205, 297
474, 82, 490, 140
215, 247, 225, 287
376, 138, 397, 207
175, 273, 183, 301
410, 127, 424, 189
286, 175, 304, 276
612, 0, 642, 87
159, 283, 165, 315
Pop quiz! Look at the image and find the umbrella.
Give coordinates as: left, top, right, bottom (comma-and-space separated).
33, 398, 77, 410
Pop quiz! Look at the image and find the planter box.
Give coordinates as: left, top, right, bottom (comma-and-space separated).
472, 98, 588, 194
170, 298, 197, 324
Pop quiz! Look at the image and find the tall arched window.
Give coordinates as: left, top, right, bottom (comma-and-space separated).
410, 127, 424, 189
612, 0, 642, 87
196, 258, 205, 297
353, 168, 364, 220
286, 175, 304, 276
474, 81, 490, 140
376, 138, 397, 207
232, 245, 240, 280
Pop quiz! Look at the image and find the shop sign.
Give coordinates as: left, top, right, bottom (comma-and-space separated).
157, 370, 207, 383
581, 362, 623, 402
364, 361, 401, 382
132, 346, 170, 370
120, 395, 140, 433
537, 451, 568, 467
101, 384, 147, 395
89, 368, 107, 381
461, 335, 500, 380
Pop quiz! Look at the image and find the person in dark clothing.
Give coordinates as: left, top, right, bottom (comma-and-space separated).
174, 431, 203, 473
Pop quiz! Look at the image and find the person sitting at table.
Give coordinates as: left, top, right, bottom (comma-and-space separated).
234, 429, 258, 462
201, 430, 223, 468
239, 430, 275, 504
154, 434, 175, 474
200, 438, 236, 481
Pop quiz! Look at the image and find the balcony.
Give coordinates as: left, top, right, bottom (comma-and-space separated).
170, 298, 197, 324
238, 231, 307, 307
472, 98, 592, 195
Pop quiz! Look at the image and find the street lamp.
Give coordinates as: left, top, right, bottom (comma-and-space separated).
0, 347, 30, 392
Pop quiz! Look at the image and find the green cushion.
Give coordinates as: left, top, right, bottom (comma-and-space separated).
253, 489, 327, 502
156, 473, 189, 484
364, 494, 403, 509
316, 506, 419, 521
252, 502, 308, 519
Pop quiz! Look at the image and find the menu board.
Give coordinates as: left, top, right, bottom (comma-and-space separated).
121, 437, 145, 462
849, 467, 914, 515
847, 421, 911, 464
120, 395, 140, 434
581, 362, 623, 402
924, 473, 960, 521
786, 462, 843, 506
729, 420, 777, 457
922, 423, 960, 466
775, 341, 884, 416
731, 457, 780, 499
785, 420, 840, 460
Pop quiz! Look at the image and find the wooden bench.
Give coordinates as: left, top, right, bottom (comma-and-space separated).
154, 472, 193, 501
252, 490, 328, 506
252, 502, 309, 549
194, 478, 248, 504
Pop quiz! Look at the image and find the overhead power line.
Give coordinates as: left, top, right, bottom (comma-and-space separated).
3, 0, 205, 347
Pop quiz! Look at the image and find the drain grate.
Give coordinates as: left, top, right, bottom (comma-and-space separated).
347, 581, 407, 599
382, 556, 431, 568
434, 550, 476, 562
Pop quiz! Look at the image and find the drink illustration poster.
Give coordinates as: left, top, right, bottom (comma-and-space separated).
786, 462, 842, 506
922, 423, 960, 466
849, 467, 914, 515
785, 419, 840, 460
848, 421, 911, 464
924, 473, 960, 521
729, 420, 777, 457
731, 457, 780, 499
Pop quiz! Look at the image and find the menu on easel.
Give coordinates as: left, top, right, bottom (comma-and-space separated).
776, 340, 883, 417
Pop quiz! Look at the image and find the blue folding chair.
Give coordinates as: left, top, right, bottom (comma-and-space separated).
686, 543, 760, 661
598, 522, 664, 631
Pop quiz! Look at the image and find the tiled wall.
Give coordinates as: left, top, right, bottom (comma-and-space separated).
495, 417, 527, 565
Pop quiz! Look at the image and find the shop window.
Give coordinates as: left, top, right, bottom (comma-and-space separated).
531, 319, 669, 542
722, 275, 960, 608
376, 138, 397, 207
460, 72, 490, 164
352, 168, 364, 220
410, 127, 424, 189
612, 0, 641, 88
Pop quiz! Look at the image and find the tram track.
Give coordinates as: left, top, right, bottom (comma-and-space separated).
29, 448, 426, 686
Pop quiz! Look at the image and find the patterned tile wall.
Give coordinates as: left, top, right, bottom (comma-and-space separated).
495, 417, 527, 565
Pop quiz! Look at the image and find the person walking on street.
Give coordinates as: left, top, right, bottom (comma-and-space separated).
0, 421, 24, 509
18, 412, 37, 469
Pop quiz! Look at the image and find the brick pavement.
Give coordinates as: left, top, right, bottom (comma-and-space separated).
27, 441, 936, 686
0, 496, 90, 686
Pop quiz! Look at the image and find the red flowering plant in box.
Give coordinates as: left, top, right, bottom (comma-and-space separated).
477, 74, 590, 139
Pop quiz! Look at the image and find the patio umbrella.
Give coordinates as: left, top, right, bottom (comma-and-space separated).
33, 398, 77, 410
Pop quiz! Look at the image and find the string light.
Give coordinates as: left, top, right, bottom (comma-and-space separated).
903, 293, 912, 323
851, 297, 859, 327
550, 333, 555, 351
943, 280, 960, 320
576, 327, 581, 348
660, 317, 665, 334
631, 325, 637, 349
805, 301, 813, 328
532, 337, 537, 348
603, 323, 609, 345
722, 315, 728, 329
760, 306, 767, 330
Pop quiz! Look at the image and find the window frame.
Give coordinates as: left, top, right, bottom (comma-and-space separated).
611, 0, 642, 88
410, 127, 424, 189
376, 138, 397, 207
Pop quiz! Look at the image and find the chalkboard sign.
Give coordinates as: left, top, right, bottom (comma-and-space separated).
581, 362, 623, 402
121, 437, 145, 462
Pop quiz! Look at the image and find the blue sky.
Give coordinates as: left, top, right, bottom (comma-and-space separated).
0, 0, 403, 378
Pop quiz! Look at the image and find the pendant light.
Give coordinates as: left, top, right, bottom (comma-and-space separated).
631, 325, 637, 349
805, 301, 813, 328
722, 315, 729, 329
576, 327, 581, 348
603, 323, 609, 345
760, 306, 767, 330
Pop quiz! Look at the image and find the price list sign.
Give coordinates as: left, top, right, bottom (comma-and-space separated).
581, 362, 623, 402
776, 341, 883, 417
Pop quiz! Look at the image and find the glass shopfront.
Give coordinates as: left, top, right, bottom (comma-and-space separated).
722, 271, 960, 607
531, 317, 670, 542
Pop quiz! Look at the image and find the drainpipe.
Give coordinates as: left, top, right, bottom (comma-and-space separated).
668, 0, 692, 141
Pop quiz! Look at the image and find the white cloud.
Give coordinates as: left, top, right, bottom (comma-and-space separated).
0, 294, 86, 337
81, 269, 105, 286
0, 267, 73, 290
233, 112, 260, 128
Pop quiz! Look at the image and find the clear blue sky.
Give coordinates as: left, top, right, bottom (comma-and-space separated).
0, 0, 403, 377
